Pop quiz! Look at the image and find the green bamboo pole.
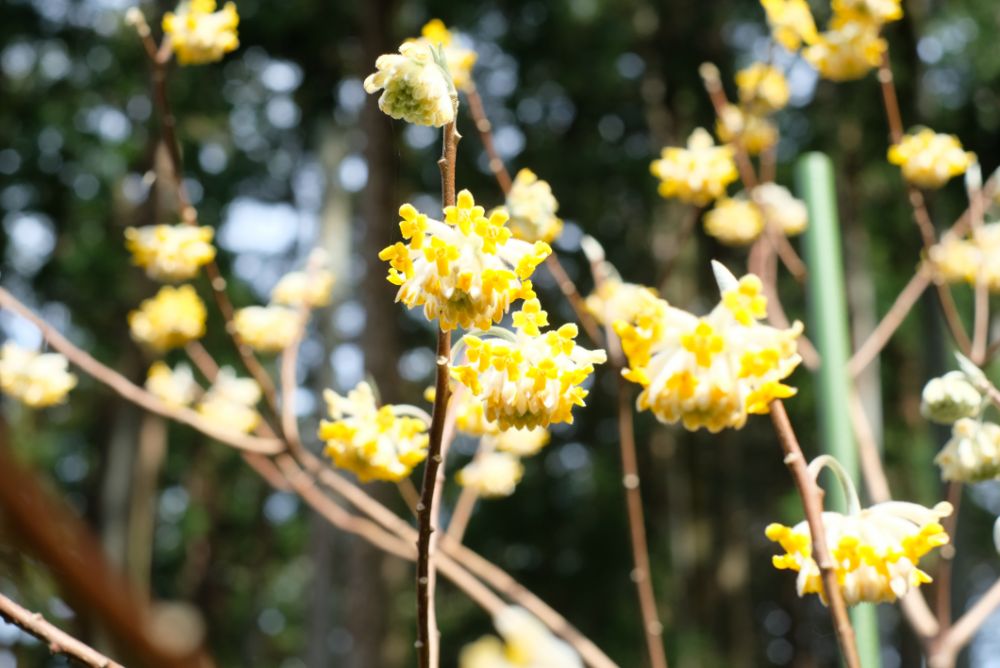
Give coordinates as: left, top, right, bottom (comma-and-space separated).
795, 152, 881, 668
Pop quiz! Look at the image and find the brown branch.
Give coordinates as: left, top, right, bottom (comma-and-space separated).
699, 63, 757, 190
930, 576, 1000, 668
769, 401, 861, 668
465, 84, 512, 194
934, 482, 963, 631
847, 392, 892, 503
544, 254, 605, 347
849, 267, 931, 376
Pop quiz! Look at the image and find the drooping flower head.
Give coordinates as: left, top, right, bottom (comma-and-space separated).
145, 361, 199, 407
459, 606, 582, 668
195, 366, 261, 434
760, 0, 819, 51
803, 17, 887, 81
233, 305, 299, 353
124, 224, 216, 282
921, 372, 983, 425
715, 105, 779, 156
616, 262, 802, 432
650, 128, 739, 205
0, 342, 77, 408
735, 63, 790, 113
503, 169, 564, 244
457, 451, 525, 498
162, 0, 239, 66
414, 19, 478, 92
450, 299, 607, 430
704, 197, 766, 247
318, 381, 430, 482
379, 190, 551, 331
363, 40, 456, 127
935, 418, 1000, 483
888, 129, 976, 189
129, 284, 207, 351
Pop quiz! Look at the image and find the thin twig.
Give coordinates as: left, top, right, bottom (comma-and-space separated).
465, 84, 512, 193
847, 392, 892, 503
930, 576, 1000, 668
934, 482, 963, 630
849, 267, 931, 376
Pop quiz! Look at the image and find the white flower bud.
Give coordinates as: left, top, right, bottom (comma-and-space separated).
921, 371, 982, 424
935, 418, 1000, 483
363, 42, 456, 127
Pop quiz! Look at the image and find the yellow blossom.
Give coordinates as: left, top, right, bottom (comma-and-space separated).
364, 40, 456, 127
494, 426, 550, 457
414, 19, 478, 92
651, 128, 738, 205
451, 299, 607, 430
233, 305, 299, 353
736, 63, 790, 113
583, 257, 663, 330
935, 418, 1000, 483
760, 0, 819, 51
195, 366, 261, 434
704, 197, 765, 246
318, 381, 430, 482
379, 190, 551, 331
124, 224, 216, 282
803, 18, 887, 82
129, 285, 207, 351
457, 451, 524, 498
503, 169, 564, 244
929, 224, 1000, 292
616, 263, 802, 432
0, 342, 77, 408
753, 183, 808, 236
459, 606, 582, 668
832, 0, 903, 25
271, 261, 336, 308
145, 361, 199, 407
162, 0, 239, 66
715, 105, 779, 156
888, 128, 975, 189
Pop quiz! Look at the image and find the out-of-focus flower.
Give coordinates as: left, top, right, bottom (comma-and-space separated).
736, 63, 790, 113
761, 0, 819, 51
162, 0, 239, 66
803, 18, 887, 81
233, 305, 299, 353
616, 263, 802, 432
494, 426, 550, 457
415, 19, 477, 92
129, 285, 207, 351
318, 381, 430, 482
935, 418, 1000, 483
451, 299, 607, 430
0, 342, 77, 408
449, 388, 499, 437
503, 169, 563, 244
767, 499, 952, 605
196, 367, 261, 434
457, 451, 524, 498
459, 606, 582, 668
929, 225, 1000, 292
379, 190, 551, 331
363, 41, 456, 127
271, 262, 335, 309
921, 372, 982, 424
145, 361, 199, 407
888, 129, 975, 189
585, 276, 663, 331
753, 183, 808, 237
832, 0, 903, 24
650, 128, 739, 206
716, 105, 779, 156
124, 225, 216, 282
704, 197, 765, 246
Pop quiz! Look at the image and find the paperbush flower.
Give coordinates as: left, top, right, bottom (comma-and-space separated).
459, 606, 582, 668
803, 18, 887, 81
921, 372, 982, 425
704, 197, 765, 246
760, 0, 819, 51
935, 418, 1000, 483
715, 105, 779, 156
832, 0, 903, 24
767, 500, 953, 605
196, 367, 261, 434
271, 270, 335, 308
735, 63, 790, 113
650, 128, 739, 205
457, 451, 524, 498
503, 169, 563, 244
363, 41, 455, 127
415, 19, 477, 92
162, 0, 239, 66
929, 225, 1000, 292
124, 224, 216, 281
0, 342, 77, 408
585, 275, 663, 331
145, 361, 199, 407
450, 299, 607, 430
494, 426, 550, 457
129, 285, 207, 351
318, 381, 430, 482
233, 305, 299, 353
616, 263, 802, 432
378, 190, 551, 331
888, 129, 975, 189
753, 183, 808, 236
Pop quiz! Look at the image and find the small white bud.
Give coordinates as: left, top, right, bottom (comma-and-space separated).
921, 371, 982, 424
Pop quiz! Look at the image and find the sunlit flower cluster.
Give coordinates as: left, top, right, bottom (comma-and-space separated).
364, 40, 456, 127
145, 361, 199, 407
832, 0, 903, 24
196, 367, 261, 434
715, 104, 778, 156
761, 0, 818, 51
616, 263, 802, 432
379, 190, 551, 331
233, 305, 299, 353
650, 128, 738, 206
451, 299, 607, 430
935, 418, 1000, 483
929, 224, 1000, 292
0, 342, 77, 408
888, 129, 976, 189
318, 381, 430, 482
767, 500, 952, 605
457, 451, 524, 498
129, 285, 207, 351
704, 197, 765, 246
124, 224, 216, 282
413, 19, 477, 92
459, 606, 582, 668
163, 0, 240, 66
494, 426, 550, 457
271, 266, 336, 308
735, 63, 790, 114
503, 169, 563, 244
583, 255, 663, 330
921, 371, 982, 425
753, 183, 808, 236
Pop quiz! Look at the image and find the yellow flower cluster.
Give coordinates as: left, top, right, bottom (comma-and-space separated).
196, 367, 261, 434
379, 190, 551, 331
163, 0, 239, 66
0, 342, 77, 408
124, 224, 216, 282
503, 169, 564, 244
650, 128, 738, 205
145, 361, 199, 407
271, 267, 335, 308
318, 381, 430, 482
414, 19, 478, 92
364, 40, 456, 127
929, 224, 1000, 292
888, 129, 975, 189
616, 263, 802, 432
935, 418, 1000, 483
715, 104, 778, 156
584, 270, 663, 331
832, 0, 903, 24
703, 184, 809, 247
129, 285, 207, 351
767, 500, 952, 605
459, 606, 582, 668
451, 299, 607, 430
457, 451, 525, 498
761, 0, 818, 51
754, 183, 809, 236
233, 305, 299, 353
736, 63, 790, 114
